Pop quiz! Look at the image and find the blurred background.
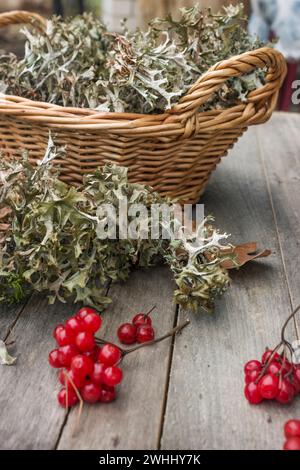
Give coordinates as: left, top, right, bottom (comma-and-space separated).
0, 0, 299, 111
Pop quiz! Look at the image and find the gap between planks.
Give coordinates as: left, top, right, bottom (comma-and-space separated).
160, 119, 300, 450
255, 113, 300, 340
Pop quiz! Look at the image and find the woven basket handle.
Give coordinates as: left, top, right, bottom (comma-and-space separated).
170, 47, 287, 125
0, 10, 46, 31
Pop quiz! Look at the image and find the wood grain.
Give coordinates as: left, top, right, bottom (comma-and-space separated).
1, 113, 299, 450
0, 297, 74, 449
257, 114, 300, 325
160, 124, 299, 450
57, 267, 176, 450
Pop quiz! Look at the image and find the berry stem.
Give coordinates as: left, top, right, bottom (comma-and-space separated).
95, 320, 190, 356
255, 342, 282, 383
281, 304, 300, 343
145, 305, 156, 317
122, 319, 190, 356
63, 369, 83, 435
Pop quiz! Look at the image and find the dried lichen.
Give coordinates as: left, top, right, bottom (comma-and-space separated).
0, 145, 232, 313
0, 4, 265, 113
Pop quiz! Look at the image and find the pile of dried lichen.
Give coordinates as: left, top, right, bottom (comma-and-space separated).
0, 4, 264, 114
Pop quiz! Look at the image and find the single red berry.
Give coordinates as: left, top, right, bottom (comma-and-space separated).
91, 362, 107, 386
281, 359, 292, 375
258, 374, 279, 399
71, 354, 94, 379
48, 349, 63, 368
53, 324, 64, 339
57, 387, 78, 408
83, 346, 101, 362
136, 324, 155, 343
245, 369, 261, 384
102, 366, 123, 387
99, 386, 116, 403
244, 382, 263, 404
75, 331, 96, 352
65, 316, 84, 335
58, 368, 68, 386
58, 344, 79, 368
276, 379, 295, 404
132, 313, 152, 327
267, 361, 281, 376
58, 368, 87, 390
261, 349, 280, 364
117, 323, 137, 345
284, 420, 300, 439
81, 382, 102, 403
283, 437, 300, 451
81, 312, 102, 333
98, 344, 121, 366
244, 360, 262, 375
76, 307, 98, 320
54, 325, 75, 347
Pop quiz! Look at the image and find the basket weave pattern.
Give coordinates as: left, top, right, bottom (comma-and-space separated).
0, 11, 287, 203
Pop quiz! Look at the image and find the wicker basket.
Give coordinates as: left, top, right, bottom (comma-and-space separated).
0, 11, 287, 203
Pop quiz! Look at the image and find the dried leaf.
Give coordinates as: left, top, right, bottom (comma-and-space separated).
205, 242, 271, 267
220, 242, 271, 269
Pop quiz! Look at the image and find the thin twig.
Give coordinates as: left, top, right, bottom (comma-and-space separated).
63, 369, 83, 436
95, 319, 190, 357
145, 305, 156, 317
122, 319, 190, 356
281, 304, 300, 343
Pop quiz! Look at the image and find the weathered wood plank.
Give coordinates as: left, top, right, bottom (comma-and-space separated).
257, 113, 300, 322
0, 297, 75, 450
58, 267, 176, 450
161, 122, 299, 450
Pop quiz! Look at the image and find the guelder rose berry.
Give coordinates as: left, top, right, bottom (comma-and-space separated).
81, 382, 102, 403
244, 382, 263, 404
283, 437, 300, 451
81, 312, 102, 333
76, 307, 98, 320
136, 324, 155, 343
98, 344, 121, 366
71, 354, 94, 379
49, 309, 127, 411
57, 387, 78, 408
75, 331, 96, 352
49, 309, 188, 412
58, 344, 79, 367
102, 366, 123, 387
49, 349, 63, 368
284, 420, 300, 439
258, 374, 279, 400
132, 313, 152, 327
117, 323, 137, 345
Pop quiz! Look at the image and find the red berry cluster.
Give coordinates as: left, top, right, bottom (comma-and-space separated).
283, 419, 300, 450
49, 307, 122, 407
117, 306, 156, 345
244, 349, 300, 405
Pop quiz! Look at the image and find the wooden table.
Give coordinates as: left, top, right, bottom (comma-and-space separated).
1, 112, 299, 450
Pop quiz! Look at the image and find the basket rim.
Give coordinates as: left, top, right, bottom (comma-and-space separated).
0, 46, 287, 136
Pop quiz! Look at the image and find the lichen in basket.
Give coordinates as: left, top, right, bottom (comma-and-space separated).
0, 3, 266, 114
